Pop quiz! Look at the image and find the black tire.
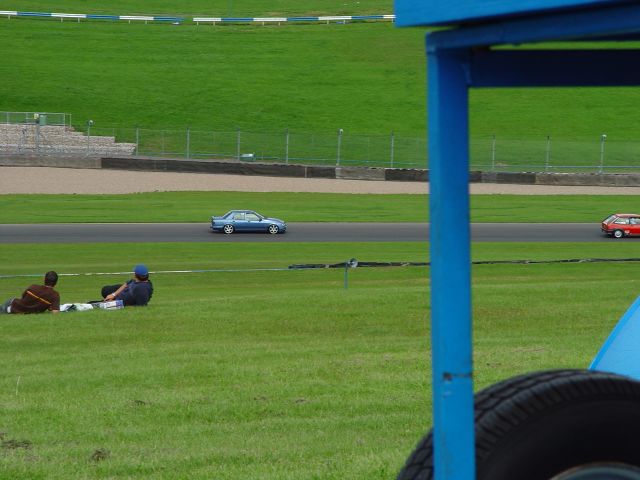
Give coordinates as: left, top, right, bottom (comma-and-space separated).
268, 224, 279, 234
223, 224, 234, 234
614, 229, 624, 238
397, 369, 640, 480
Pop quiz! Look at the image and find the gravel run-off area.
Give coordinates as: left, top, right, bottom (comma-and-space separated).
2, 166, 640, 195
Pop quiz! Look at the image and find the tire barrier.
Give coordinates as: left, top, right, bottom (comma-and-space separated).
397, 369, 640, 480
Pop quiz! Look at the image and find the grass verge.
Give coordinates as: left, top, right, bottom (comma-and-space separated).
0, 192, 637, 223
0, 242, 636, 478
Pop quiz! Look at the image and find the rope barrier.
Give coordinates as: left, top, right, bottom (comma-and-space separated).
1, 257, 640, 280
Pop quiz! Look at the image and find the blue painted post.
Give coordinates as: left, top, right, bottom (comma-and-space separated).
427, 41, 475, 480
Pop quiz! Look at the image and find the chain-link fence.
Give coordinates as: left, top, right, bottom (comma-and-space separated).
469, 134, 640, 173
2, 112, 640, 172
1, 111, 71, 127
127, 127, 427, 168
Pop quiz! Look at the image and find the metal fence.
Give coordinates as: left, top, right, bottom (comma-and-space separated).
92, 126, 428, 168
470, 134, 640, 173
2, 112, 640, 172
2, 111, 71, 127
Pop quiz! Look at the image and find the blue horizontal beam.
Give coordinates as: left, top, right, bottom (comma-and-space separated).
86, 14, 119, 20
395, 0, 615, 27
427, 3, 640, 50
17, 11, 51, 17
154, 17, 183, 22
469, 49, 640, 87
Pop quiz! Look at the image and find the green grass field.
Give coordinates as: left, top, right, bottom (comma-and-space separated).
3, 0, 392, 17
0, 242, 636, 479
0, 191, 636, 224
3, 18, 640, 145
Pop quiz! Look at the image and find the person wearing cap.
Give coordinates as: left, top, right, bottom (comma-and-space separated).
101, 264, 153, 307
1, 271, 60, 314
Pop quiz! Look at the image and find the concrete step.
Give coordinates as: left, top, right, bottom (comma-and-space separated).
0, 124, 135, 155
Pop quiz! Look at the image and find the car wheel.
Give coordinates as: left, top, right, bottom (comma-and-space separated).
614, 229, 624, 238
397, 369, 640, 480
268, 224, 279, 234
223, 224, 234, 234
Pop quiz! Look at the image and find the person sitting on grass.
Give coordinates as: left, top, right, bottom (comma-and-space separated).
0, 271, 60, 314
101, 264, 153, 307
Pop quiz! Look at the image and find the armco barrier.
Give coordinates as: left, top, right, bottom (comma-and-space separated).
0, 10, 394, 25
5, 155, 640, 186
193, 15, 395, 25
0, 11, 184, 23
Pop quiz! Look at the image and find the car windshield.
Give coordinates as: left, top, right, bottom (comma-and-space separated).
603, 214, 617, 224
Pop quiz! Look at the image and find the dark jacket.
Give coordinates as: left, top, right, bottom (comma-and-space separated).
117, 279, 153, 306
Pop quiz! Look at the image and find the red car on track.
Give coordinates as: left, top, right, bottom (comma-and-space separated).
602, 213, 640, 238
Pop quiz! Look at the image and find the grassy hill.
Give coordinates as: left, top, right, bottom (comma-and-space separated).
0, 20, 425, 136
2, 0, 391, 17
2, 13, 640, 169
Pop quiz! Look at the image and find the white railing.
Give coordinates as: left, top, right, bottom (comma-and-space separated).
0, 10, 394, 25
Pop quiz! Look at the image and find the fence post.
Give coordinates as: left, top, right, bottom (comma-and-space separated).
186, 126, 190, 159
491, 134, 496, 171
545, 135, 551, 172
598, 134, 607, 174
390, 131, 395, 168
135, 127, 140, 156
35, 119, 40, 155
86, 120, 93, 156
337, 128, 343, 166
285, 128, 289, 164
236, 127, 241, 161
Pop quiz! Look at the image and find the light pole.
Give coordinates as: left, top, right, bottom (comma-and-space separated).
337, 128, 343, 166
491, 134, 496, 171
598, 133, 607, 174
86, 120, 94, 156
545, 135, 551, 172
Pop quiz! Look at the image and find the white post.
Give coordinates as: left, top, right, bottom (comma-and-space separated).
337, 128, 343, 166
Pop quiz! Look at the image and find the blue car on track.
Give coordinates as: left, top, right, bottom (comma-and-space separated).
210, 210, 287, 234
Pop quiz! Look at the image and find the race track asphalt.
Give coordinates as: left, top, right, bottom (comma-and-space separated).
0, 223, 618, 243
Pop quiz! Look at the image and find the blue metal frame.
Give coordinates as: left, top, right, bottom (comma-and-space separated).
427, 46, 475, 480
394, 2, 640, 479
395, 0, 620, 27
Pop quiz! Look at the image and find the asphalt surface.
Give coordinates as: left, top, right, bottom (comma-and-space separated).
0, 222, 619, 243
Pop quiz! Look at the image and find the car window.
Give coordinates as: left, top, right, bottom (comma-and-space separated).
603, 214, 617, 223
246, 213, 260, 221
233, 213, 245, 221
223, 211, 233, 219
614, 218, 629, 225
632, 218, 640, 225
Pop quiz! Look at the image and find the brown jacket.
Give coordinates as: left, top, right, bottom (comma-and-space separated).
11, 284, 60, 313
